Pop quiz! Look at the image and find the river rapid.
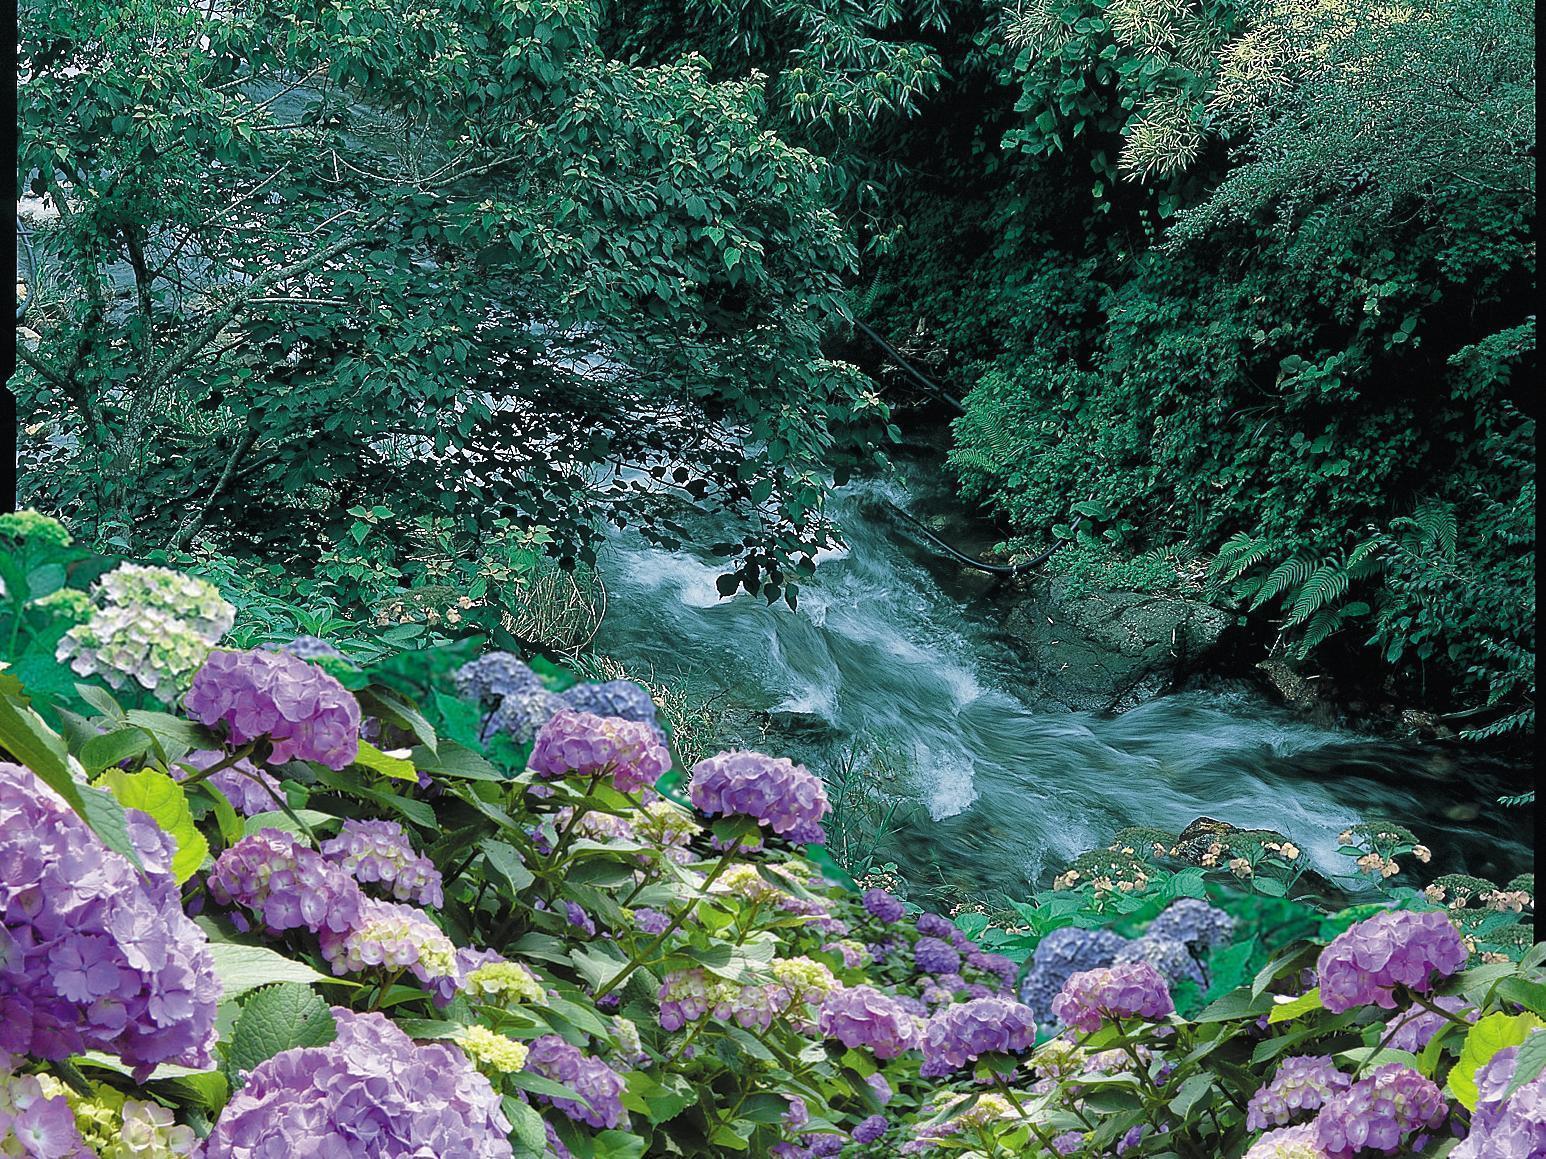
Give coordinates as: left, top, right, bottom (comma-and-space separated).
591, 451, 1531, 904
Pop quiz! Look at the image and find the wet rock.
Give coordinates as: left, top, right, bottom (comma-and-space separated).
1003, 579, 1232, 713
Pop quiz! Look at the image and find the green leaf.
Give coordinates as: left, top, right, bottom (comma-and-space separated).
228, 983, 335, 1084
95, 768, 209, 883
207, 943, 331, 1001
1168, 1073, 1214, 1117
1448, 1012, 1546, 1110
1267, 988, 1324, 1025
353, 739, 419, 782
193, 779, 244, 847
482, 839, 534, 894
358, 687, 438, 754
412, 739, 501, 781
123, 710, 206, 764
242, 809, 337, 839
0, 673, 88, 816
592, 1131, 646, 1159
503, 1096, 548, 1152
80, 726, 151, 774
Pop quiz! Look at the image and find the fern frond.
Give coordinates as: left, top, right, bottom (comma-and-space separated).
1250, 554, 1313, 611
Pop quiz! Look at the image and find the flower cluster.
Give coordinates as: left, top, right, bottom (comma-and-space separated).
689, 751, 829, 845
560, 679, 662, 736
912, 937, 961, 976
1147, 899, 1235, 952
1051, 961, 1174, 1033
202, 1008, 512, 1157
452, 652, 543, 704
528, 710, 672, 794
817, 986, 922, 1059
0, 763, 220, 1079
918, 996, 1037, 1076
522, 1035, 627, 1130
175, 749, 284, 817
485, 689, 565, 744
321, 819, 444, 907
1115, 935, 1204, 987
457, 1026, 530, 1075
1386, 995, 1477, 1051
1, 1062, 93, 1158
0, 509, 73, 546
1313, 1064, 1446, 1157
862, 888, 906, 924
1244, 1124, 1329, 1159
206, 829, 363, 937
318, 898, 460, 999
56, 564, 236, 703
462, 958, 547, 1007
185, 649, 361, 769
1315, 909, 1467, 1012
1020, 926, 1129, 1024
1247, 1056, 1353, 1130
1455, 1034, 1546, 1158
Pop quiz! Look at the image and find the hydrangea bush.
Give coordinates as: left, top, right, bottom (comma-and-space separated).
0, 529, 1539, 1157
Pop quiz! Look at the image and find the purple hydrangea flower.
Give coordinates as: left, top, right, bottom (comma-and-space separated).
1316, 910, 1468, 1013
657, 969, 723, 1032
817, 986, 921, 1059
1051, 1131, 1084, 1156
1116, 935, 1205, 987
207, 829, 363, 936
1387, 995, 1478, 1052
1455, 1035, 1546, 1158
484, 688, 565, 745
321, 819, 444, 908
1020, 926, 1129, 1026
0, 763, 220, 1079
918, 996, 1037, 1076
913, 937, 961, 977
854, 1114, 889, 1144
528, 710, 672, 795
1148, 899, 1235, 953
203, 1008, 511, 1156
863, 889, 905, 924
915, 913, 955, 939
688, 751, 829, 845
1314, 1064, 1447, 1157
1117, 1125, 1147, 1154
866, 1072, 893, 1106
177, 749, 285, 816
1244, 1124, 1330, 1159
260, 635, 344, 661
807, 1135, 846, 1157
0, 1061, 94, 1158
453, 652, 543, 704
1051, 961, 1174, 1033
185, 649, 361, 769
522, 1035, 626, 1130
784, 1096, 810, 1130
634, 908, 671, 935
565, 902, 597, 938
967, 950, 1020, 988
1247, 1056, 1353, 1130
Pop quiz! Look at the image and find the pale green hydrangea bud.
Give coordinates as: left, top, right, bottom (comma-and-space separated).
456, 1026, 529, 1076
34, 587, 94, 624
464, 961, 548, 1006
0, 509, 73, 546
95, 564, 235, 642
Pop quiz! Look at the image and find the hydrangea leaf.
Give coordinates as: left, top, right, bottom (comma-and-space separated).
1267, 987, 1323, 1024
0, 672, 88, 816
481, 839, 535, 894
241, 809, 338, 839
411, 738, 501, 781
591, 1130, 647, 1159
1447, 1011, 1546, 1110
95, 768, 210, 884
352, 739, 418, 782
228, 983, 336, 1087
123, 709, 207, 765
206, 942, 332, 1000
501, 1095, 548, 1152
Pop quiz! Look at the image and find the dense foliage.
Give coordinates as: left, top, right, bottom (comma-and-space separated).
862, 0, 1535, 734
15, 0, 934, 601
2, 515, 1540, 1158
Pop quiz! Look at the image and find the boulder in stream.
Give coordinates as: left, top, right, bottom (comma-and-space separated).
1003, 579, 1232, 713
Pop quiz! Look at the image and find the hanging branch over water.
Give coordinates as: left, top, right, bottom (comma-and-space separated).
882, 498, 1078, 576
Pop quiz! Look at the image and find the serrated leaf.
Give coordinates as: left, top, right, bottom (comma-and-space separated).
207, 943, 330, 1000
80, 727, 152, 773
228, 984, 335, 1085
482, 839, 534, 894
241, 808, 336, 839
123, 710, 206, 764
1168, 1073, 1214, 1117
502, 1096, 548, 1151
95, 768, 209, 883
1448, 1012, 1546, 1110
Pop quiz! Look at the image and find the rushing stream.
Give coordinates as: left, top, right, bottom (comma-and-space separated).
592, 451, 1531, 903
